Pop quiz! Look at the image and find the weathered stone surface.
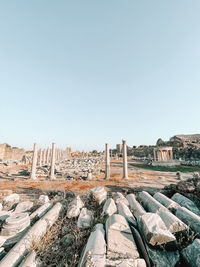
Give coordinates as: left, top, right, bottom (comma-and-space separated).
153, 192, 180, 212
126, 194, 146, 219
30, 203, 51, 220
77, 208, 93, 229
3, 194, 20, 211
67, 196, 84, 218
90, 187, 107, 204
38, 195, 49, 204
176, 207, 200, 236
14, 201, 33, 213
172, 193, 200, 216
103, 198, 117, 216
0, 202, 63, 267
145, 245, 180, 267
106, 214, 139, 259
79, 224, 106, 267
181, 238, 200, 267
19, 250, 39, 267
138, 191, 167, 213
1, 212, 30, 237
139, 213, 176, 246
113, 192, 129, 206
158, 210, 188, 233
117, 202, 136, 225
105, 258, 147, 267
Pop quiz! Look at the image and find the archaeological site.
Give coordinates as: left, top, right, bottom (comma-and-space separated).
0, 136, 199, 267
1, 1, 200, 266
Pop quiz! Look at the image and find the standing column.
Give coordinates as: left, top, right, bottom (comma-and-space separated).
39, 149, 43, 166
105, 143, 110, 179
30, 143, 38, 180
122, 139, 128, 179
46, 148, 50, 165
43, 149, 46, 165
50, 143, 56, 180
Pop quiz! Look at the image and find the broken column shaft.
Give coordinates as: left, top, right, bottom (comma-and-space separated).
122, 139, 128, 179
30, 143, 38, 180
50, 143, 56, 180
105, 143, 110, 179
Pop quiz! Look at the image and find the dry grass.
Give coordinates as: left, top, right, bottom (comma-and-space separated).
32, 194, 104, 267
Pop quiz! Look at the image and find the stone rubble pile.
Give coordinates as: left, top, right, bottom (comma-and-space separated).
0, 187, 199, 266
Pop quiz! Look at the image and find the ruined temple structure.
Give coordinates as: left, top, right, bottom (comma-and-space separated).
156, 134, 200, 149
153, 146, 180, 166
0, 144, 24, 161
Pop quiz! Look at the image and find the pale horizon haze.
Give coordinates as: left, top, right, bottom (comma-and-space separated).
1, 1, 200, 151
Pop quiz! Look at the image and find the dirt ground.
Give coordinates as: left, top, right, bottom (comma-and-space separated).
0, 159, 192, 198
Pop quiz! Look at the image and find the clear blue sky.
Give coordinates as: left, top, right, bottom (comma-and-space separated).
1, 1, 200, 151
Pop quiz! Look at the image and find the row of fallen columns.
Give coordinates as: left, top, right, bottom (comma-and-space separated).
105, 139, 128, 179
30, 142, 67, 180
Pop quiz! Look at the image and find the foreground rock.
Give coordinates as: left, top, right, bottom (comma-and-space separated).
102, 198, 117, 216
171, 193, 200, 216
158, 210, 188, 234
79, 224, 106, 267
113, 192, 129, 206
126, 194, 146, 219
1, 213, 30, 237
181, 238, 200, 267
67, 195, 84, 218
77, 208, 93, 229
105, 258, 147, 267
2, 194, 20, 211
138, 191, 167, 213
176, 207, 200, 236
106, 214, 139, 260
153, 192, 180, 212
90, 187, 107, 204
139, 213, 176, 246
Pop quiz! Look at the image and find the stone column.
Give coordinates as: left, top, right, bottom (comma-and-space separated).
105, 143, 110, 179
30, 143, 38, 180
43, 149, 46, 165
122, 140, 128, 179
50, 143, 56, 180
39, 149, 43, 166
46, 148, 50, 165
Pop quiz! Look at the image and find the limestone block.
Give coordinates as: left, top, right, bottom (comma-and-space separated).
106, 214, 139, 259
14, 201, 33, 213
102, 198, 117, 216
117, 202, 136, 225
19, 250, 39, 267
90, 187, 107, 204
30, 203, 51, 220
113, 192, 129, 206
105, 258, 147, 267
126, 194, 146, 219
138, 191, 167, 213
67, 196, 84, 218
38, 195, 49, 204
153, 192, 180, 212
172, 193, 200, 216
79, 224, 106, 267
181, 238, 200, 267
158, 210, 188, 233
71, 195, 84, 209
176, 207, 200, 236
77, 208, 93, 229
3, 194, 20, 211
139, 213, 176, 246
1, 212, 30, 237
